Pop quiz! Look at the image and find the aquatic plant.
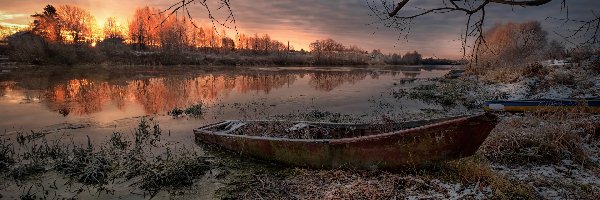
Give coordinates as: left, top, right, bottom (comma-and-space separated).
167, 108, 184, 118
168, 102, 204, 118
16, 130, 46, 146
133, 147, 211, 196
184, 103, 204, 118
108, 132, 130, 150
56, 137, 112, 185
0, 139, 14, 171
10, 160, 46, 180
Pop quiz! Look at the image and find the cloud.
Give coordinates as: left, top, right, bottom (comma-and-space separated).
0, 0, 598, 58
0, 12, 27, 20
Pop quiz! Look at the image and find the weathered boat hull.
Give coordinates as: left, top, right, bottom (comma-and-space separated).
194, 114, 498, 169
484, 98, 600, 113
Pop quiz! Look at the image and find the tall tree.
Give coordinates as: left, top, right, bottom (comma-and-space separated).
57, 5, 95, 44
31, 5, 62, 42
103, 17, 124, 39
129, 7, 160, 49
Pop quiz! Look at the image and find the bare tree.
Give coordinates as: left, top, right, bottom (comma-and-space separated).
477, 21, 547, 69
366, 0, 599, 61
160, 0, 238, 37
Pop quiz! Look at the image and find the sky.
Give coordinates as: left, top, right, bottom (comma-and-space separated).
1, 0, 599, 58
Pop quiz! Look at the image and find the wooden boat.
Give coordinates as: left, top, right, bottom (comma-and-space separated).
484, 98, 600, 113
194, 113, 498, 169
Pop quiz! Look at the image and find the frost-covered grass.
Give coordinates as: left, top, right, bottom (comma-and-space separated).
395, 63, 600, 107
480, 113, 600, 199
216, 155, 536, 199
0, 118, 213, 199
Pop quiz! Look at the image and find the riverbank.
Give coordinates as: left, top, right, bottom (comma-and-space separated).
1, 63, 599, 199
2, 112, 597, 199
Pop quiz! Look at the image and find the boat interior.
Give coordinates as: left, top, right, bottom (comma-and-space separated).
198, 115, 468, 140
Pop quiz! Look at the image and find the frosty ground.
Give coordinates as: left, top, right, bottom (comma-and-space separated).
1, 64, 599, 199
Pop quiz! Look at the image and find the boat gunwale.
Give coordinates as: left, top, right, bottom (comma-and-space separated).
193, 114, 489, 143
485, 98, 600, 104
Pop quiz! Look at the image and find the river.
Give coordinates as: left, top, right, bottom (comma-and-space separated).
0, 65, 456, 146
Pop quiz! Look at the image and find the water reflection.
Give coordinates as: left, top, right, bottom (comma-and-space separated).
309, 71, 371, 91
0, 67, 450, 117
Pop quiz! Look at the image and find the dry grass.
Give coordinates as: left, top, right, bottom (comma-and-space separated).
480, 67, 522, 83
1, 118, 213, 198
216, 155, 536, 199
393, 78, 505, 109
431, 156, 536, 199
480, 112, 599, 166
522, 62, 549, 79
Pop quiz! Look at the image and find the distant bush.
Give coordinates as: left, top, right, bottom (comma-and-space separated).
7, 31, 104, 65
481, 67, 521, 83
96, 38, 128, 57
546, 69, 575, 85
7, 31, 48, 64
522, 62, 548, 78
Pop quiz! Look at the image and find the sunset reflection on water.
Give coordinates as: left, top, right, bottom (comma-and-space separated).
0, 66, 451, 130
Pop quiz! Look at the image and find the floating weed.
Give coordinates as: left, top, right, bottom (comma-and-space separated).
167, 108, 184, 118
168, 102, 204, 119
184, 103, 204, 118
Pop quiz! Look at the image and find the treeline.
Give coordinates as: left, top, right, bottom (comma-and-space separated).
4, 4, 460, 66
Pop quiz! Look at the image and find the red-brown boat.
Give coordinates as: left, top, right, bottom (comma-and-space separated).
194, 113, 498, 169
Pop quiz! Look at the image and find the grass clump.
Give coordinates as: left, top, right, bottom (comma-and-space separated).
167, 108, 184, 118
16, 131, 46, 145
274, 110, 359, 123
10, 139, 63, 180
393, 78, 506, 109
522, 62, 549, 78
0, 139, 14, 171
56, 137, 112, 185
480, 113, 599, 166
133, 148, 211, 195
184, 103, 204, 118
168, 102, 204, 118
10, 161, 46, 180
423, 156, 537, 199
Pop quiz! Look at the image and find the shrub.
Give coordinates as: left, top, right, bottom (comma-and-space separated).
7, 31, 49, 64
480, 113, 597, 166
522, 62, 548, 78
480, 67, 521, 83
545, 69, 575, 85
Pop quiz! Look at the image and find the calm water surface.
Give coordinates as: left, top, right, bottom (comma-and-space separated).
0, 65, 454, 143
